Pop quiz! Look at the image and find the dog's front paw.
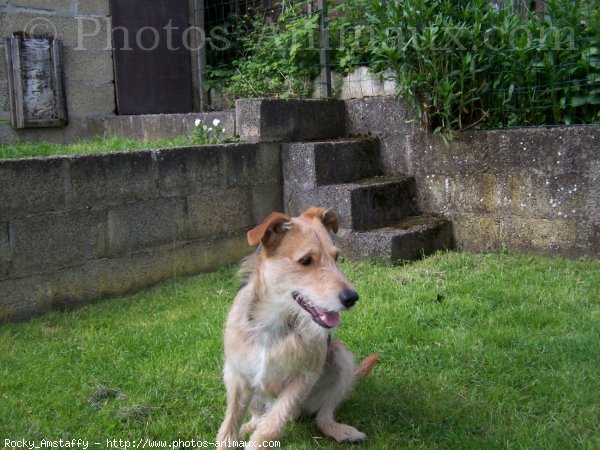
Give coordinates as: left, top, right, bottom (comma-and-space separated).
337, 424, 367, 443
240, 418, 258, 436
319, 422, 367, 443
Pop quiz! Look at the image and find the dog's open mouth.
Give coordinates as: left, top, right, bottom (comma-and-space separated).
292, 291, 340, 328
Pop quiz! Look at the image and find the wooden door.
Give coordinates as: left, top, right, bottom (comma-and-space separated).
110, 0, 193, 115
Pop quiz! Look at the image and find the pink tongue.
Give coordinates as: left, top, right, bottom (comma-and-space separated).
320, 311, 340, 328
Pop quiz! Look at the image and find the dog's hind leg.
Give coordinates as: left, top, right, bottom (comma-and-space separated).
310, 342, 368, 443
216, 366, 251, 444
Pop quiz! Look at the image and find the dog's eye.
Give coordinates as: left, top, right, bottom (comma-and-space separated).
298, 256, 312, 266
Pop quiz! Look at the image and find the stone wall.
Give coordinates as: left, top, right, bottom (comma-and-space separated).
345, 97, 600, 258
103, 111, 236, 142
0, 142, 282, 321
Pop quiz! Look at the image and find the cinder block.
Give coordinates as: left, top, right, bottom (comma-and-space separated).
0, 276, 40, 322
103, 112, 236, 142
448, 173, 501, 214
157, 146, 225, 196
0, 222, 10, 280
69, 151, 158, 207
140, 115, 168, 143
107, 198, 187, 255
0, 116, 102, 145
286, 175, 417, 230
2, 13, 111, 50
104, 115, 143, 140
0, 232, 251, 323
63, 47, 113, 82
415, 174, 451, 216
251, 184, 283, 225
66, 15, 113, 50
451, 213, 501, 253
10, 209, 107, 277
77, 0, 111, 16
65, 80, 115, 117
0, 158, 67, 221
95, 234, 249, 300
0, 81, 10, 114
236, 98, 345, 142
499, 216, 577, 256
256, 143, 282, 184
336, 216, 453, 262
226, 143, 279, 187
513, 173, 588, 220
283, 138, 380, 188
7, 0, 72, 12
0, 46, 8, 84
584, 173, 600, 216
187, 188, 253, 238
344, 97, 417, 174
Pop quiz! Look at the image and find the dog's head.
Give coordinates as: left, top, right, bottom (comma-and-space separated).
247, 207, 358, 329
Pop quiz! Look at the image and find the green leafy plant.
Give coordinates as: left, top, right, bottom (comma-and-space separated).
206, 1, 321, 100
330, 0, 599, 132
205, 0, 599, 132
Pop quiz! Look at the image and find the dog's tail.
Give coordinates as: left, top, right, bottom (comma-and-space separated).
355, 353, 379, 380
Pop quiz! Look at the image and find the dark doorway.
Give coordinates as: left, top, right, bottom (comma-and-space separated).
110, 0, 193, 115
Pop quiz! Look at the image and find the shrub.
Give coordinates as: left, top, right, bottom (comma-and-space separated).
205, 1, 321, 101
333, 0, 599, 132
205, 0, 599, 131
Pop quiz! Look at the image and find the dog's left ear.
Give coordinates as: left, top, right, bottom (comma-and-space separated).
247, 211, 292, 248
302, 206, 339, 234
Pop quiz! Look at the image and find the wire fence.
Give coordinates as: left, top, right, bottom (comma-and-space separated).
201, 0, 599, 129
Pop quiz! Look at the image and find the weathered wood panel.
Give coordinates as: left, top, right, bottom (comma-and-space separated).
5, 35, 68, 128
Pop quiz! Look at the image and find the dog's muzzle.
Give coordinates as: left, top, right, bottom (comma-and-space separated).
292, 291, 340, 328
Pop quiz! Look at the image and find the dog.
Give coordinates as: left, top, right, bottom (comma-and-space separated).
216, 206, 379, 447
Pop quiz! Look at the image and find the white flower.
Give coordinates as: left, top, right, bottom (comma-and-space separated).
212, 119, 221, 127
194, 119, 201, 127
221, 128, 226, 133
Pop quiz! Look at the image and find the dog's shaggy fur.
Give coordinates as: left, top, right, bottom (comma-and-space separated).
216, 207, 378, 447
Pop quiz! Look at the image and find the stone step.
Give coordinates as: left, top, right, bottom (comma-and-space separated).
318, 175, 418, 230
282, 138, 381, 187
335, 216, 454, 262
236, 98, 346, 142
286, 175, 417, 230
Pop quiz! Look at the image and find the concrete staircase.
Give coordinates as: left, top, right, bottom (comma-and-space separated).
282, 137, 454, 262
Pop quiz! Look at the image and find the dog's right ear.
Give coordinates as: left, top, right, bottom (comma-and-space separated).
247, 211, 291, 248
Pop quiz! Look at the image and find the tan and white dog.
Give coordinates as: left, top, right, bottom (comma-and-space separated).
216, 207, 378, 447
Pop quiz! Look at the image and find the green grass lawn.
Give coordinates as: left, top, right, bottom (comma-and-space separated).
0, 134, 235, 160
1, 252, 599, 449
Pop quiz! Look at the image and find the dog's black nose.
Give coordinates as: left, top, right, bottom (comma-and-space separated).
339, 289, 359, 308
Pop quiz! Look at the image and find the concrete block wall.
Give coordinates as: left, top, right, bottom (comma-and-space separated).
345, 98, 600, 258
0, 0, 115, 143
1, 97, 598, 322
0, 142, 283, 321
